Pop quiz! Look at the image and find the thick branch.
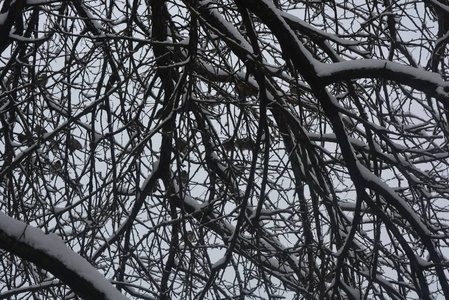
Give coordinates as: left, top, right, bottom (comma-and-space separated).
0, 213, 128, 300
316, 59, 449, 100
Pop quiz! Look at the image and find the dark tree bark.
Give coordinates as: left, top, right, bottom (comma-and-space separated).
1, 1, 449, 299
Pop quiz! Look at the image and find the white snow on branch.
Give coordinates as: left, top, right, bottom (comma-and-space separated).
355, 162, 432, 236
0, 212, 129, 300
199, 0, 252, 52
315, 59, 449, 98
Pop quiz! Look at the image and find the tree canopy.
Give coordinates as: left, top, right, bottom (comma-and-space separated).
1, 0, 449, 299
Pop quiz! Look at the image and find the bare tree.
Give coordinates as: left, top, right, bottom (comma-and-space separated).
1, 0, 449, 299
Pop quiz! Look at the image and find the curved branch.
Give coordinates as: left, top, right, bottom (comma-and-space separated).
316, 59, 449, 100
0, 213, 128, 300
